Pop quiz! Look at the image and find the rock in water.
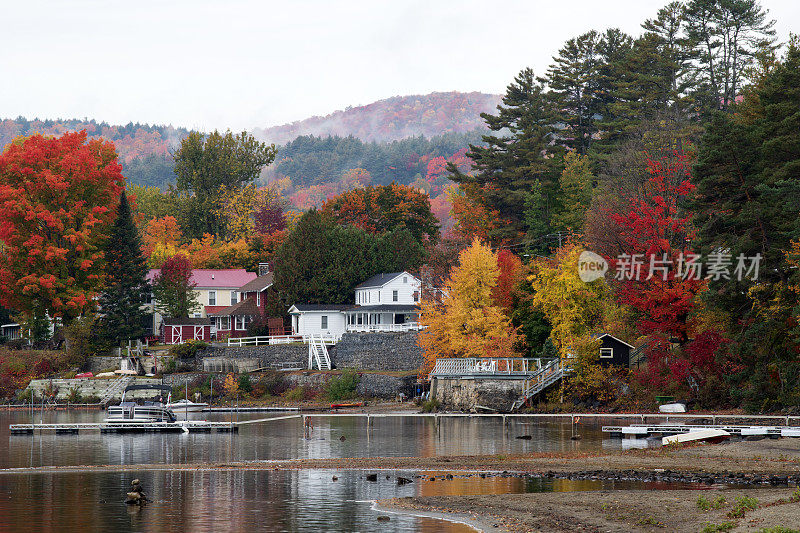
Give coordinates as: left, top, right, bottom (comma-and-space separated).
377, 516, 390, 522
339, 435, 346, 441
515, 435, 532, 440
366, 473, 378, 482
396, 477, 412, 485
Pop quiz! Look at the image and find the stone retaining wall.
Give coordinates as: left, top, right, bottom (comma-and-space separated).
433, 377, 523, 412
198, 345, 307, 370
329, 332, 422, 371
27, 377, 161, 401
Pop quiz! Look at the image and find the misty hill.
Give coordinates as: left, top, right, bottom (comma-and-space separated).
254, 91, 500, 144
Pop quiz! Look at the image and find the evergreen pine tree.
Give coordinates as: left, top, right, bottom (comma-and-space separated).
100, 190, 150, 344
448, 68, 560, 244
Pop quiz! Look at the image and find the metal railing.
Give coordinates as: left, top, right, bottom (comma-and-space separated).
430, 357, 552, 377
512, 359, 572, 411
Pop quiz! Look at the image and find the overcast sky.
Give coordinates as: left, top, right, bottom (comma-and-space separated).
2, 0, 798, 132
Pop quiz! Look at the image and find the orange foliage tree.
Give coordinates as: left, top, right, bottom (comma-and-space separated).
142, 216, 182, 257
321, 183, 440, 242
0, 131, 124, 328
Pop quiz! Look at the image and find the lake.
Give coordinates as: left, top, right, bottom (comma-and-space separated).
0, 410, 668, 532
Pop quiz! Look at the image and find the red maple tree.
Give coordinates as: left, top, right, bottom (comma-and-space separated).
0, 131, 124, 326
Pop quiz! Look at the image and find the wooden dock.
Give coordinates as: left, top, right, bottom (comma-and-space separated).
9, 420, 239, 435
603, 424, 800, 438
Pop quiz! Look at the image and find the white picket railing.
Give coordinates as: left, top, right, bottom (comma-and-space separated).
430, 357, 549, 377
345, 322, 425, 333
227, 334, 340, 347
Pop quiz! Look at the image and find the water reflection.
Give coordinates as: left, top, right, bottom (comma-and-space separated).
2, 411, 648, 470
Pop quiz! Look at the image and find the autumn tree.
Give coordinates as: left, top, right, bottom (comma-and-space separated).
552, 152, 593, 232
418, 239, 523, 376
173, 130, 276, 239
213, 184, 280, 241
142, 216, 182, 258
152, 254, 198, 318
0, 131, 124, 339
254, 195, 287, 235
99, 190, 151, 344
320, 183, 440, 243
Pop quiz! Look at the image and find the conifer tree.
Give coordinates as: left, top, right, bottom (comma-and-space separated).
100, 190, 150, 343
448, 68, 559, 244
552, 152, 593, 233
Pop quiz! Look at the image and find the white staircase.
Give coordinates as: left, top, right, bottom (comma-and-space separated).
307, 334, 332, 370
99, 376, 134, 405
511, 358, 570, 411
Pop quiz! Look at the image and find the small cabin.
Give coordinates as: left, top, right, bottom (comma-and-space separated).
597, 334, 633, 367
160, 318, 213, 344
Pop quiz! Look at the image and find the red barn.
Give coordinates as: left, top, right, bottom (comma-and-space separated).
160, 318, 213, 344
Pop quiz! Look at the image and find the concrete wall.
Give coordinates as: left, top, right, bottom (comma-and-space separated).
329, 331, 422, 371
433, 377, 524, 412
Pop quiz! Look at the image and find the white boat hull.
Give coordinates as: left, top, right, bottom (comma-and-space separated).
662, 429, 730, 446
166, 401, 208, 413
659, 403, 687, 413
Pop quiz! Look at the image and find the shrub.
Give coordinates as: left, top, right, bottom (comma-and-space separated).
65, 386, 83, 403
238, 373, 253, 394
283, 386, 305, 402
163, 358, 178, 374
421, 399, 440, 413
256, 370, 288, 397
701, 523, 735, 533
324, 370, 360, 401
169, 339, 209, 360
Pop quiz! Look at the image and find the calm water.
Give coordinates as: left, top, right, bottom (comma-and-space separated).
0, 411, 666, 532
1, 410, 616, 470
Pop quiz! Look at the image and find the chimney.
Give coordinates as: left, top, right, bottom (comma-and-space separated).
258, 262, 272, 277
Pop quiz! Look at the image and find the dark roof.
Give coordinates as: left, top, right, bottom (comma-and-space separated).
216, 297, 260, 317
345, 304, 419, 313
161, 318, 213, 326
355, 272, 409, 289
597, 333, 634, 348
238, 272, 273, 293
289, 304, 354, 312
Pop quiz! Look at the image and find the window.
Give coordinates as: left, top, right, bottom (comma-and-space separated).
413, 291, 419, 302
403, 276, 407, 283
231, 291, 238, 305
600, 348, 614, 359
193, 312, 201, 318
219, 317, 230, 330
208, 291, 216, 306
392, 290, 398, 302
321, 315, 328, 329
378, 291, 380, 302
235, 316, 246, 330
257, 292, 261, 306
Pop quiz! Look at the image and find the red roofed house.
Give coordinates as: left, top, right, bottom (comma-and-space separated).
146, 267, 257, 343
212, 263, 276, 339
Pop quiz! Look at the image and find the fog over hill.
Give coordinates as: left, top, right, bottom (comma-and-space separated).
253, 91, 501, 144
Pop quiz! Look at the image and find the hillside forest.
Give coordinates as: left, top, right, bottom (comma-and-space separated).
2, 0, 799, 412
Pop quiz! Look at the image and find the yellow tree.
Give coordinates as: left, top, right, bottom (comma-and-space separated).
419, 238, 522, 376
526, 242, 624, 401
214, 184, 280, 241
526, 242, 617, 367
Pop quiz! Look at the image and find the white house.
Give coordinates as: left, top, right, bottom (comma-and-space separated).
289, 271, 422, 338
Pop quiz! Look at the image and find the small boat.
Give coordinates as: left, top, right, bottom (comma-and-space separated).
166, 399, 209, 413
106, 384, 177, 423
330, 402, 364, 409
662, 429, 730, 446
659, 402, 687, 413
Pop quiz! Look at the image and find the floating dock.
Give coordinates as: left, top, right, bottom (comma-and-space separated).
603, 424, 800, 439
9, 420, 239, 435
